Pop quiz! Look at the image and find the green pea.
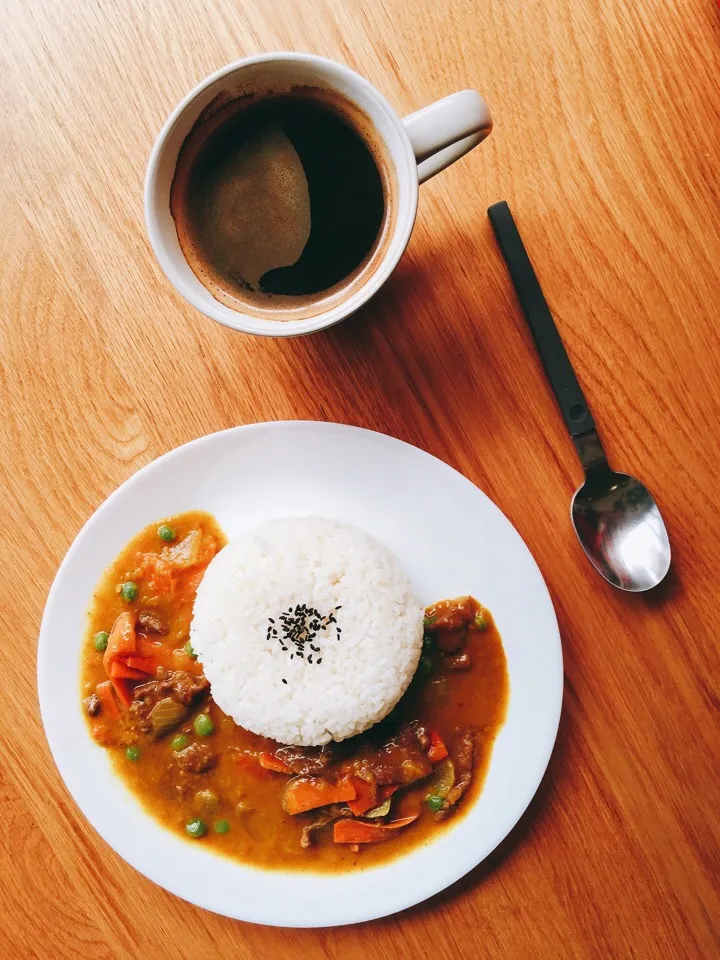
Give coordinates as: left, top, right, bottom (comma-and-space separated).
184, 641, 197, 659
170, 733, 188, 751
125, 746, 140, 762
194, 713, 214, 737
474, 613, 488, 631
158, 524, 176, 542
214, 819, 230, 834
93, 631, 109, 652
120, 581, 138, 603
427, 794, 444, 813
186, 819, 206, 839
419, 655, 433, 676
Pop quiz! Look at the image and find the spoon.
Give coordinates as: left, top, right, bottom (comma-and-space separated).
487, 201, 671, 592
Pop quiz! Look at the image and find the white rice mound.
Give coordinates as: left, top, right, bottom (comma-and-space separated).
191, 517, 424, 746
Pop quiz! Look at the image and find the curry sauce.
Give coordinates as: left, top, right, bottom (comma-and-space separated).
80, 512, 509, 871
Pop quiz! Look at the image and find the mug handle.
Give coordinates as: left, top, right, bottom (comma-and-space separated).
402, 90, 492, 184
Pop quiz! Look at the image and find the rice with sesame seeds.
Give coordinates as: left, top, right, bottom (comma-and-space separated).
190, 517, 424, 746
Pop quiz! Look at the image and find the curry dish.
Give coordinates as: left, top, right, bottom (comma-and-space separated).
80, 511, 509, 871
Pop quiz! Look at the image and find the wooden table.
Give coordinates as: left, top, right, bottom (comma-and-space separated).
1, 0, 718, 956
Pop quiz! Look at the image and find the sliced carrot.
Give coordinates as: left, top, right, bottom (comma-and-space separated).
258, 752, 293, 774
122, 655, 157, 673
108, 661, 148, 681
282, 776, 357, 815
137, 638, 170, 662
103, 612, 136, 673
347, 776, 377, 816
333, 816, 418, 844
110, 676, 134, 709
95, 680, 120, 720
427, 730, 449, 763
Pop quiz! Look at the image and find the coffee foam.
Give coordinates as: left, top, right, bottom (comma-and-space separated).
208, 122, 310, 289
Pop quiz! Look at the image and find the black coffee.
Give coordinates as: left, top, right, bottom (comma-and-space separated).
170, 89, 389, 316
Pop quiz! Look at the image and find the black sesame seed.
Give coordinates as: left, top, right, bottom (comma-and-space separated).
317, 658, 322, 664
282, 678, 287, 684
269, 618, 275, 624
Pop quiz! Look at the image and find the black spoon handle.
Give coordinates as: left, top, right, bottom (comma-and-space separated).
487, 201, 595, 440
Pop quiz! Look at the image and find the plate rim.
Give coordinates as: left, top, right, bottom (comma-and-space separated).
37, 420, 563, 926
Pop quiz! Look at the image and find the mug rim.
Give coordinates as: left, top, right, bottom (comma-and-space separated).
144, 52, 419, 338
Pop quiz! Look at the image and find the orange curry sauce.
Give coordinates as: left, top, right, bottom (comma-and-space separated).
80, 511, 509, 871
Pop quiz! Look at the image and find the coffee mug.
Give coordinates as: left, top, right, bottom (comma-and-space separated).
145, 52, 492, 337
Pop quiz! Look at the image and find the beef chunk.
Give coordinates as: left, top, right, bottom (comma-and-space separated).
137, 610, 168, 634
447, 653, 472, 671
132, 670, 209, 713
299, 805, 351, 848
354, 723, 432, 786
130, 670, 209, 734
409, 720, 430, 750
83, 694, 100, 716
174, 743, 217, 773
426, 595, 478, 631
276, 743, 337, 775
436, 629, 467, 654
165, 671, 209, 704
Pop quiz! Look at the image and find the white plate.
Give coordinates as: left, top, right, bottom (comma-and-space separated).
38, 422, 562, 927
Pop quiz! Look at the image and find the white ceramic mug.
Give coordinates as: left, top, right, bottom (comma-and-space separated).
145, 52, 492, 337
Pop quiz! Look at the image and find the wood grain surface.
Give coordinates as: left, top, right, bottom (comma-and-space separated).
1, 0, 719, 957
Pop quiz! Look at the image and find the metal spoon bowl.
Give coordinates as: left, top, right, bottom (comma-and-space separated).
488, 201, 671, 592
572, 469, 670, 592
